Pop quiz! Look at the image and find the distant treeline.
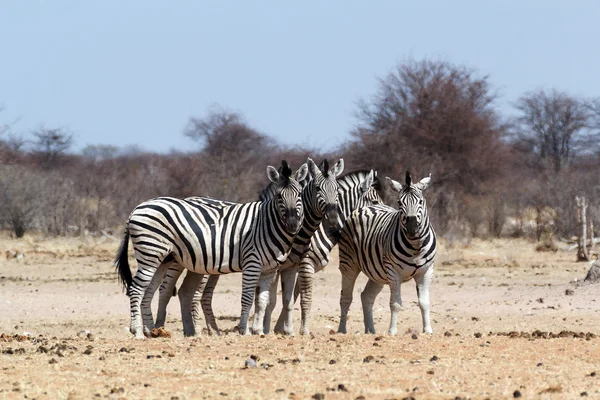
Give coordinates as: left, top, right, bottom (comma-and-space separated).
2, 59, 600, 240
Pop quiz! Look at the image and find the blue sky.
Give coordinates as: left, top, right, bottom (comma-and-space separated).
1, 1, 599, 153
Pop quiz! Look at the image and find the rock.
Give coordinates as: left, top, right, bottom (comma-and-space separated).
584, 263, 600, 283
244, 358, 257, 368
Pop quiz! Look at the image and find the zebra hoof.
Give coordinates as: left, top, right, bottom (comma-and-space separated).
299, 328, 310, 336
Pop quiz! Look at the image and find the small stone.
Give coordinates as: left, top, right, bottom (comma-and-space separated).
565, 289, 574, 296
591, 371, 597, 377
83, 348, 93, 355
329, 359, 336, 365
474, 332, 482, 338
444, 331, 452, 337
513, 390, 522, 398
581, 392, 588, 397
537, 362, 543, 367
49, 358, 58, 364
311, 394, 324, 400
244, 358, 257, 368
427, 370, 435, 375
430, 355, 439, 362
337, 384, 348, 392
363, 355, 374, 363
411, 333, 418, 340
355, 397, 366, 400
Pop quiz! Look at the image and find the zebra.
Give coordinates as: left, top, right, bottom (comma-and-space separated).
153, 157, 344, 336
337, 171, 436, 335
114, 160, 308, 338
268, 169, 385, 335
196, 169, 384, 336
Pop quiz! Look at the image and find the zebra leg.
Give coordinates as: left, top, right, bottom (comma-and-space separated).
297, 260, 315, 336
361, 279, 384, 334
239, 264, 262, 335
139, 262, 169, 335
251, 270, 277, 335
263, 270, 280, 334
415, 265, 434, 334
273, 266, 298, 335
177, 271, 205, 337
201, 275, 221, 335
190, 272, 208, 329
156, 263, 185, 328
388, 274, 403, 336
337, 267, 360, 334
129, 251, 169, 339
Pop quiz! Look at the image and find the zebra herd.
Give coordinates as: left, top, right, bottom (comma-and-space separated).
115, 158, 436, 339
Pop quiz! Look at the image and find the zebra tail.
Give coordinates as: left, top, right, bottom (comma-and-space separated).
115, 228, 133, 296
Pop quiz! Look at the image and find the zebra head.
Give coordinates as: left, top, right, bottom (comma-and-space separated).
386, 171, 432, 239
358, 170, 385, 208
306, 157, 344, 229
267, 160, 308, 235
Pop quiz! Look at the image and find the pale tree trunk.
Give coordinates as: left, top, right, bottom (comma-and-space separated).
576, 196, 590, 261
589, 219, 595, 253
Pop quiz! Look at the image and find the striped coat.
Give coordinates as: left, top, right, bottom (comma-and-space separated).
337, 172, 436, 335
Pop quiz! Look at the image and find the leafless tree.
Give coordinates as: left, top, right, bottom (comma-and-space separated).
0, 165, 45, 237
342, 59, 510, 235
513, 89, 592, 173
31, 127, 74, 168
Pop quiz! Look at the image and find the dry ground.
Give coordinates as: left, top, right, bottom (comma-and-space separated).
1, 234, 599, 399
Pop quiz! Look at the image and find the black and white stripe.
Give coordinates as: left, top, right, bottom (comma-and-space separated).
269, 169, 385, 335
337, 171, 436, 335
166, 158, 345, 335
114, 161, 308, 338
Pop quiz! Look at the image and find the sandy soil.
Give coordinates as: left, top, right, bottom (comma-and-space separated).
1, 234, 599, 399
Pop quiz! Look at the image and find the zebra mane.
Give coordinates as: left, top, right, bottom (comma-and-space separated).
338, 169, 383, 193
318, 159, 330, 177
280, 160, 292, 179
405, 171, 412, 187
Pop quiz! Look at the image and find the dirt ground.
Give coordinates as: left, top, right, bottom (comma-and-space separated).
1, 234, 599, 400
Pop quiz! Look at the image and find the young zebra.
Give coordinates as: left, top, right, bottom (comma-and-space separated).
154, 158, 343, 336
268, 169, 385, 335
337, 171, 436, 335
114, 160, 308, 338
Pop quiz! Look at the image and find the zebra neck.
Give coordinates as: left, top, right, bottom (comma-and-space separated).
396, 214, 432, 253
262, 198, 296, 252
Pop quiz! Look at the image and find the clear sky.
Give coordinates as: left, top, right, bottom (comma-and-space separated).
1, 1, 599, 153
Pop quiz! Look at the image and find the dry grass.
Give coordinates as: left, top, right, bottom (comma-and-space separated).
1, 235, 600, 399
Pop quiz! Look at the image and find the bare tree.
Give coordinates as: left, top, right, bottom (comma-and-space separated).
342, 59, 510, 235
514, 90, 592, 173
184, 107, 275, 157
31, 127, 74, 168
0, 165, 45, 237
183, 107, 280, 202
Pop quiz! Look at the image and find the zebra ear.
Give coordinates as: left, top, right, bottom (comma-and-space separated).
386, 177, 403, 192
415, 173, 432, 191
295, 163, 309, 183
331, 158, 344, 177
360, 170, 374, 192
307, 158, 318, 179
267, 166, 280, 184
